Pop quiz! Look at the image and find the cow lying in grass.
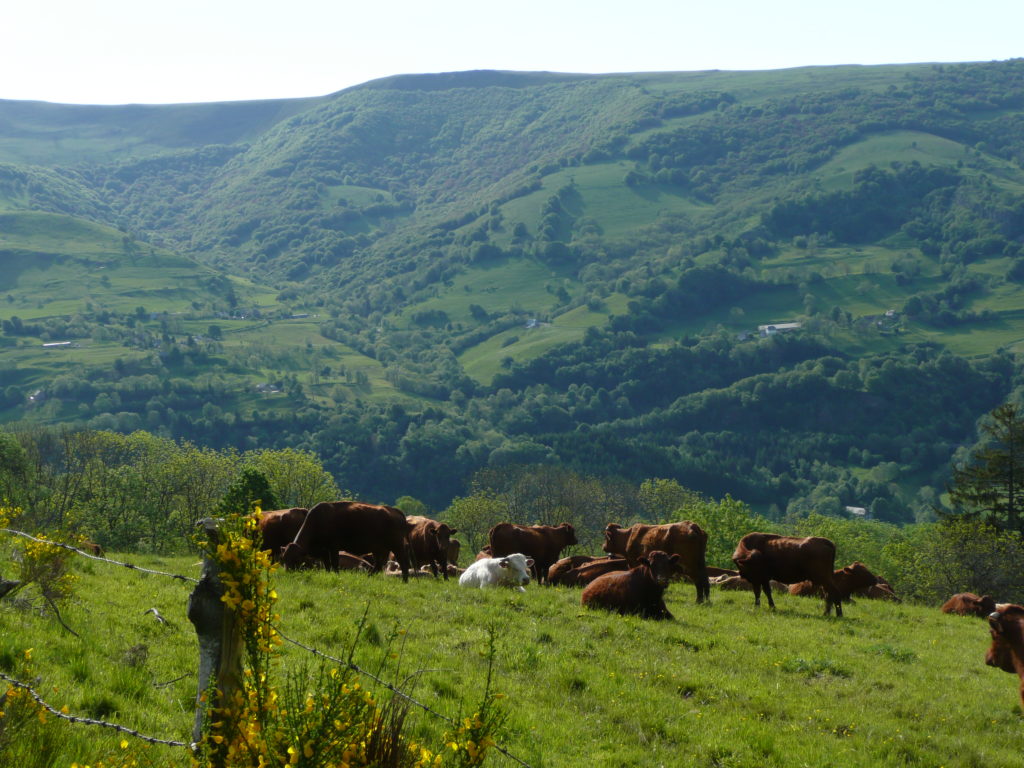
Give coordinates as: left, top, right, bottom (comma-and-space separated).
581, 550, 679, 620
942, 592, 997, 617
459, 553, 534, 592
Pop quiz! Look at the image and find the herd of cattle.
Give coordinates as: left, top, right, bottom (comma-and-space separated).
258, 501, 1024, 709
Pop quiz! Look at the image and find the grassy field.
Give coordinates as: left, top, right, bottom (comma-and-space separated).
3, 547, 1023, 768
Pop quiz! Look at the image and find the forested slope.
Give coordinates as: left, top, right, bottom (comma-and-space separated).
3, 61, 1024, 516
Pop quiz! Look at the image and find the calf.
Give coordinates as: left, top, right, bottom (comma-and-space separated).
459, 553, 535, 592
986, 604, 1024, 709
942, 592, 997, 617
581, 550, 679, 619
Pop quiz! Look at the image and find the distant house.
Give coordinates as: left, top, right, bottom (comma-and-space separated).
845, 506, 868, 518
290, 313, 310, 319
41, 341, 75, 348
525, 318, 539, 329
757, 322, 802, 337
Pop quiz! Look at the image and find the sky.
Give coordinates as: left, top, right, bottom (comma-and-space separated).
5, 0, 1023, 105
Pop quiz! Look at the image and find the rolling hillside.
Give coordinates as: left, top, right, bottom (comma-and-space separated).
2, 60, 1024, 514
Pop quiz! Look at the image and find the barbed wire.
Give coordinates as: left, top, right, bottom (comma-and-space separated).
0, 671, 189, 748
273, 624, 533, 768
0, 529, 198, 584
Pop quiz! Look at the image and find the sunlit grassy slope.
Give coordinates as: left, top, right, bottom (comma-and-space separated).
4, 551, 1023, 768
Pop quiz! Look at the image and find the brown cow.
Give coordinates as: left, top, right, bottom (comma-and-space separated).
281, 501, 413, 580
474, 546, 493, 561
336, 551, 373, 572
941, 592, 997, 617
549, 555, 629, 587
548, 555, 603, 585
447, 539, 461, 568
406, 516, 459, 579
732, 533, 842, 616
581, 550, 680, 619
258, 507, 308, 563
986, 604, 1024, 709
714, 575, 788, 592
788, 562, 881, 602
603, 521, 710, 603
488, 523, 577, 585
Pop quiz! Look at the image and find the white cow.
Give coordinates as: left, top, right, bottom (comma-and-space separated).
458, 553, 535, 592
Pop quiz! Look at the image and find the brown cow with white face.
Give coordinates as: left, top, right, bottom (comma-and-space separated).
406, 516, 458, 579
942, 592, 997, 617
733, 533, 842, 616
581, 550, 680, 619
986, 604, 1024, 709
603, 521, 710, 603
488, 523, 577, 585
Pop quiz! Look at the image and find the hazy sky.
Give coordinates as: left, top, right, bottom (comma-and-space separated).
6, 0, 1022, 105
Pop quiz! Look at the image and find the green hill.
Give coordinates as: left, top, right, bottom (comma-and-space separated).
3, 60, 1024, 514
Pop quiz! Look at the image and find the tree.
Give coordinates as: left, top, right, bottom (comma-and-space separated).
948, 403, 1024, 536
214, 468, 279, 518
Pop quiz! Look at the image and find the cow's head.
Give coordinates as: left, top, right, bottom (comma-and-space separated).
641, 550, 680, 587
498, 553, 535, 587
987, 605, 1024, 673
280, 542, 309, 571
557, 523, 578, 547
602, 523, 623, 554
842, 561, 878, 590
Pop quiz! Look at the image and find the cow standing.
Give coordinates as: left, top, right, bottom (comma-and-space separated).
581, 550, 679, 619
732, 533, 843, 616
602, 521, 710, 603
406, 515, 458, 579
280, 501, 413, 581
258, 507, 308, 563
986, 603, 1024, 709
488, 523, 577, 585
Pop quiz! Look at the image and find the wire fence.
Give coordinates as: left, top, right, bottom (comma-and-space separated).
1, 527, 535, 767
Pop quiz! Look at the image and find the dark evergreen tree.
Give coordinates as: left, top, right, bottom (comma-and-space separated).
948, 403, 1024, 536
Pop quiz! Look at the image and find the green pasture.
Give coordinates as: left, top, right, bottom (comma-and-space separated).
4, 549, 1023, 768
498, 162, 708, 242
459, 297, 629, 385
392, 256, 573, 328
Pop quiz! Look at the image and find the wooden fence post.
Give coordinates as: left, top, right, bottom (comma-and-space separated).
187, 518, 244, 756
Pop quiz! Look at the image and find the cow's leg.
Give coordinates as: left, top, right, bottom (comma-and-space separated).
439, 552, 448, 580
752, 581, 762, 607
694, 563, 710, 604
394, 547, 411, 583
763, 581, 776, 610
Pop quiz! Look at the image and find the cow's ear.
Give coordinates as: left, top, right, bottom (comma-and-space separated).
526, 558, 535, 568
449, 528, 459, 535
498, 559, 509, 568
670, 554, 680, 563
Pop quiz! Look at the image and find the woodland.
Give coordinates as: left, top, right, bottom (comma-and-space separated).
3, 61, 1024, 522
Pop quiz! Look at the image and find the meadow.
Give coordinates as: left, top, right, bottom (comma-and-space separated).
3, 547, 1023, 768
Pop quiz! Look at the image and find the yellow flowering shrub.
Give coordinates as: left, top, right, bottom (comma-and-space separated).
193, 510, 505, 768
